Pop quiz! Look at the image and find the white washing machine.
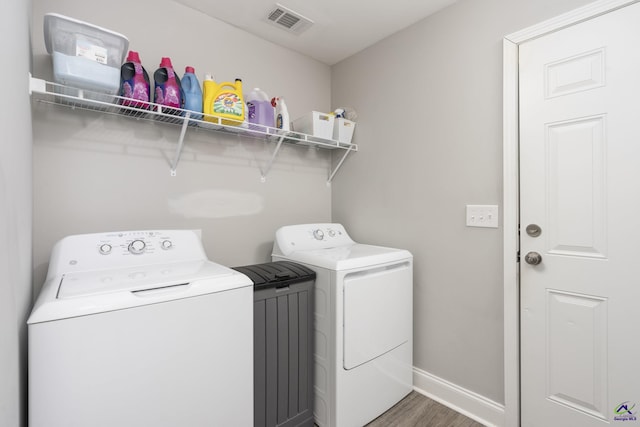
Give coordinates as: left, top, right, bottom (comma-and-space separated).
272, 223, 413, 427
28, 230, 253, 427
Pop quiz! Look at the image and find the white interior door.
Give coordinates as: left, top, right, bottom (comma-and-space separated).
519, 3, 640, 426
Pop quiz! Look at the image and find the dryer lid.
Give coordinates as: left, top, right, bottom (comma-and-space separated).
277, 243, 412, 270
272, 223, 412, 270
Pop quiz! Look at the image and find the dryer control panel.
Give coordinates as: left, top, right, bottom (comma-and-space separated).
273, 223, 355, 256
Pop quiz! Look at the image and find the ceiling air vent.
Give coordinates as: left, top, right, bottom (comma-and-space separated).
265, 4, 314, 35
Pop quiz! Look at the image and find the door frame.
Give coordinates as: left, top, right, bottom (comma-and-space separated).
502, 0, 639, 425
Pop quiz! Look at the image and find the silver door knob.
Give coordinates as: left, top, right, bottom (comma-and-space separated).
524, 251, 542, 265
525, 224, 541, 237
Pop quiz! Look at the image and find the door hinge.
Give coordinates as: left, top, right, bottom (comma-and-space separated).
517, 223, 521, 262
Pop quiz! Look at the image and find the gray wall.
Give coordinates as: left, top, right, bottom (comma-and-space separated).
331, 0, 592, 405
31, 0, 334, 288
0, 1, 33, 426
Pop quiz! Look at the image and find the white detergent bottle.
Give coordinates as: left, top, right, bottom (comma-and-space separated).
271, 96, 290, 132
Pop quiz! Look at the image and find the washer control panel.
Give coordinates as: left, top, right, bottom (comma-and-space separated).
47, 230, 207, 277
273, 223, 354, 256
96, 231, 178, 257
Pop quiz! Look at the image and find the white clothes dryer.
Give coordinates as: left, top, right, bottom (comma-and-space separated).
272, 223, 413, 427
28, 230, 253, 427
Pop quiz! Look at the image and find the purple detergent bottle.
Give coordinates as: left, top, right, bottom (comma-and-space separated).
119, 51, 150, 111
246, 88, 275, 132
153, 57, 184, 115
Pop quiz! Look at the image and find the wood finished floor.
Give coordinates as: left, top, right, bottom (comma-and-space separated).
364, 391, 485, 427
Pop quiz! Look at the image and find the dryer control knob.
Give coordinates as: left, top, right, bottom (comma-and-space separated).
161, 240, 173, 250
128, 239, 146, 255
313, 229, 325, 240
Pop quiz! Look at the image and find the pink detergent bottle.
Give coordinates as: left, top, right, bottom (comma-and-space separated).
119, 51, 150, 110
153, 57, 184, 115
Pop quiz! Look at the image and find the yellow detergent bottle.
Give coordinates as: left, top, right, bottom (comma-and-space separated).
202, 75, 244, 126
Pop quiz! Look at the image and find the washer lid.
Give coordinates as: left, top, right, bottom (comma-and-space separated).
58, 260, 235, 298
28, 260, 252, 324
278, 243, 412, 270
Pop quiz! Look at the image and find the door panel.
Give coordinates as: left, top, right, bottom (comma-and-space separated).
520, 3, 640, 426
343, 262, 411, 370
546, 115, 607, 258
545, 48, 605, 98
546, 290, 608, 420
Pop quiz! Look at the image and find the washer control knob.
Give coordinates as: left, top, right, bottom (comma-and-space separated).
99, 244, 112, 255
161, 240, 173, 250
313, 229, 325, 240
327, 229, 336, 237
128, 239, 146, 255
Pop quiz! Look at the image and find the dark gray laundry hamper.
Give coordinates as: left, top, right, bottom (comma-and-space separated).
231, 261, 316, 427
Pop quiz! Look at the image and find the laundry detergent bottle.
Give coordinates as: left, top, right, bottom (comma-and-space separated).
203, 76, 244, 126
181, 66, 202, 121
271, 96, 290, 132
153, 57, 183, 115
119, 50, 150, 110
246, 88, 274, 131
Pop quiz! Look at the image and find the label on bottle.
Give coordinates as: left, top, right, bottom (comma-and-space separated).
247, 102, 255, 120
159, 85, 181, 108
214, 92, 243, 117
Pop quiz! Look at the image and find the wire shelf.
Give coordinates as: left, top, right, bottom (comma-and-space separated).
29, 76, 357, 182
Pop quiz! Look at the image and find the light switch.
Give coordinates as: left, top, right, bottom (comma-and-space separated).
466, 205, 499, 228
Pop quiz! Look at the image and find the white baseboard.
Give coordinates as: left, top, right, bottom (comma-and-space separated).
413, 367, 505, 427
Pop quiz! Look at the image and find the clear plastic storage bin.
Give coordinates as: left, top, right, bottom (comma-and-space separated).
44, 13, 129, 95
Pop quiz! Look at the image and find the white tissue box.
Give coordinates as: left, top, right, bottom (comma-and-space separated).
293, 111, 335, 140
332, 118, 356, 144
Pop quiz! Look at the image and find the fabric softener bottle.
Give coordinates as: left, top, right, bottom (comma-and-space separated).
119, 50, 150, 110
153, 57, 183, 115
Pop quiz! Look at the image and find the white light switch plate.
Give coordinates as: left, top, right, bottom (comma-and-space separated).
466, 205, 499, 228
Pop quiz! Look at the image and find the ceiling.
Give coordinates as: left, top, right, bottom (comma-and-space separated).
173, 0, 458, 65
